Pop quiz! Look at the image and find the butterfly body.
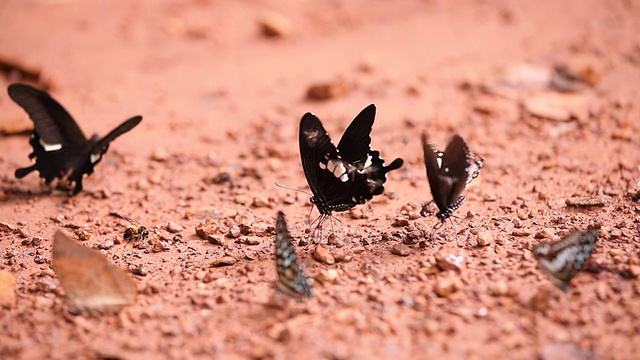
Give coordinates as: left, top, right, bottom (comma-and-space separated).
533, 227, 600, 291
8, 83, 141, 195
299, 104, 403, 219
275, 211, 312, 300
421, 134, 483, 222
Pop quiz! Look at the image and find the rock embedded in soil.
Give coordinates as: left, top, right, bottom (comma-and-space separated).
195, 218, 220, 240
434, 275, 460, 297
0, 222, 16, 233
166, 222, 183, 233
565, 195, 611, 207
132, 266, 148, 276
391, 243, 411, 256
0, 271, 16, 309
476, 231, 494, 246
258, 11, 291, 38
211, 256, 237, 267
435, 248, 466, 272
313, 245, 335, 265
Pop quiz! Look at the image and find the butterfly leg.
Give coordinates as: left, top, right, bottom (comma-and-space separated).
420, 200, 434, 217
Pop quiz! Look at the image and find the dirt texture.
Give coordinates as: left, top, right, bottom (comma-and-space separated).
1, 0, 640, 359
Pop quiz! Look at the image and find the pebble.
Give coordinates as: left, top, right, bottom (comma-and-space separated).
251, 197, 270, 208
316, 269, 341, 283
476, 231, 494, 246
434, 275, 460, 297
0, 271, 17, 309
534, 228, 557, 239
132, 266, 148, 276
98, 239, 115, 250
166, 222, 183, 233
207, 235, 225, 246
628, 265, 640, 278
565, 195, 611, 207
392, 217, 410, 227
333, 250, 353, 263
258, 11, 291, 38
211, 256, 237, 267
391, 243, 411, 256
227, 225, 241, 239
435, 248, 466, 272
492, 281, 509, 296
195, 218, 220, 240
327, 234, 344, 247
0, 222, 16, 233
313, 245, 335, 265
151, 148, 169, 161
306, 79, 348, 101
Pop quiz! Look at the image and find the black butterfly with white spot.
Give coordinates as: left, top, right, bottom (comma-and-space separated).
8, 83, 142, 195
533, 227, 600, 291
299, 104, 403, 228
275, 211, 312, 300
421, 133, 483, 222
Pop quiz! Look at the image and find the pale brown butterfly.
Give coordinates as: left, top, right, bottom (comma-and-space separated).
52, 229, 137, 314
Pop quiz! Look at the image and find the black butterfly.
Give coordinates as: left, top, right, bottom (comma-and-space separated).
299, 104, 404, 226
532, 227, 600, 291
275, 211, 312, 300
8, 83, 142, 195
421, 133, 484, 222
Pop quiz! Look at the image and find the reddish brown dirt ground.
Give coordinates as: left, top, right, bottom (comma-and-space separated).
1, 0, 640, 359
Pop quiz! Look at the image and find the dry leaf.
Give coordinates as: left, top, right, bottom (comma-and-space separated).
52, 229, 137, 314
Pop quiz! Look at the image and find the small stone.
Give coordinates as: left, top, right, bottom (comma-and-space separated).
75, 228, 91, 241
251, 197, 270, 208
391, 243, 411, 256
0, 222, 16, 233
333, 250, 353, 263
227, 225, 241, 239
535, 228, 557, 239
306, 79, 348, 101
211, 256, 237, 267
207, 235, 224, 246
132, 266, 148, 277
316, 269, 340, 283
349, 208, 365, 220
0, 271, 16, 309
492, 281, 509, 296
98, 238, 115, 250
166, 222, 183, 233
151, 148, 169, 161
565, 195, 611, 207
476, 231, 494, 246
313, 245, 335, 265
435, 248, 466, 272
392, 217, 410, 227
259, 11, 291, 38
628, 265, 640, 278
195, 218, 220, 240
327, 234, 344, 247
434, 275, 460, 297
483, 193, 498, 202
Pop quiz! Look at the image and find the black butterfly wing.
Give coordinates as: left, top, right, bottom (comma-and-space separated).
439, 135, 471, 205
91, 116, 142, 156
422, 133, 450, 212
336, 104, 375, 163
7, 83, 87, 147
299, 112, 354, 210
275, 211, 312, 299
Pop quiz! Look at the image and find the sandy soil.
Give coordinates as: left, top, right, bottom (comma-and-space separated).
1, 0, 640, 359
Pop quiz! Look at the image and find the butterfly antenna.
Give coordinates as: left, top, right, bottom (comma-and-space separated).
275, 182, 312, 197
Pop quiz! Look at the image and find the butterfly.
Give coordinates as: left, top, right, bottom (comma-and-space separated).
109, 212, 149, 242
299, 104, 404, 228
52, 229, 137, 314
8, 83, 142, 195
421, 133, 484, 222
532, 227, 600, 291
275, 211, 312, 300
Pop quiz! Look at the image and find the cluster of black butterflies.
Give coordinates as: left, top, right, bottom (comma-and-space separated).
7, 83, 601, 301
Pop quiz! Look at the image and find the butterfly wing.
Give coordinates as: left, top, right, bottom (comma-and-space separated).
337, 103, 375, 163
91, 116, 142, 157
422, 133, 449, 212
299, 112, 358, 211
275, 212, 312, 299
439, 135, 471, 205
8, 83, 86, 147
53, 229, 137, 314
533, 228, 600, 291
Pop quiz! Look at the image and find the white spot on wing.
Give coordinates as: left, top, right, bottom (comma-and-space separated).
40, 140, 62, 152
90, 153, 102, 164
